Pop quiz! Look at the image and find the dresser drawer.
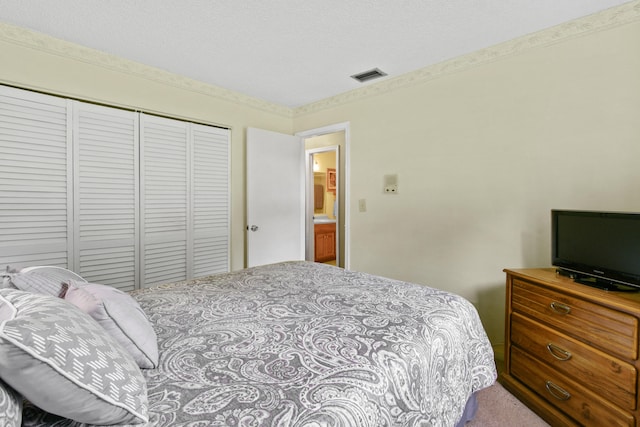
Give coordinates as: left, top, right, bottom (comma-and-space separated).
512, 278, 639, 360
511, 346, 635, 427
511, 312, 637, 410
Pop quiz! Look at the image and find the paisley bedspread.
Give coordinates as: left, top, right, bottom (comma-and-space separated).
24, 261, 497, 427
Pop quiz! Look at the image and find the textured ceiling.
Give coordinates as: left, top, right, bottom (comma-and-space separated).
0, 0, 633, 107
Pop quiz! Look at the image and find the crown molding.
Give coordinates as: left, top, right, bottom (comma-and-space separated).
293, 0, 640, 117
0, 22, 293, 118
2, 1, 638, 120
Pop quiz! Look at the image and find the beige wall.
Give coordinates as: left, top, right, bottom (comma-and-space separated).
0, 25, 293, 272
293, 19, 640, 344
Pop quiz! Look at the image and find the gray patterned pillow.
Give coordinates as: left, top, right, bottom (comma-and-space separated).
0, 289, 148, 425
0, 378, 22, 427
64, 280, 159, 369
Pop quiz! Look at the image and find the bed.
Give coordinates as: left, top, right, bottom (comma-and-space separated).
1, 261, 496, 426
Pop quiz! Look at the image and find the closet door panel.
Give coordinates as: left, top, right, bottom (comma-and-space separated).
0, 86, 72, 269
74, 102, 138, 291
141, 115, 189, 287
1, 85, 229, 288
192, 124, 230, 277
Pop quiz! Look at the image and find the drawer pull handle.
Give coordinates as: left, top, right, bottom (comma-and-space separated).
550, 301, 571, 315
547, 343, 572, 361
545, 381, 571, 401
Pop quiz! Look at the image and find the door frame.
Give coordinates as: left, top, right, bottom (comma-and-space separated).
296, 122, 350, 269
306, 146, 339, 264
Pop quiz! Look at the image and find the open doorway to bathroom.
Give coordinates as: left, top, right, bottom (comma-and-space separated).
309, 147, 338, 265
304, 131, 345, 268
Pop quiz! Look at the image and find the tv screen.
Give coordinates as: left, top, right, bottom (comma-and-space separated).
551, 210, 640, 291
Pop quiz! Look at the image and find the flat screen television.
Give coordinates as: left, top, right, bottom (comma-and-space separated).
551, 209, 640, 291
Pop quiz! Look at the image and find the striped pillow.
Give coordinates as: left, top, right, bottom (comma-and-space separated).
6, 271, 65, 297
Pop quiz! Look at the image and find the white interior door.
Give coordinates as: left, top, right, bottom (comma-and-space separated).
246, 127, 304, 267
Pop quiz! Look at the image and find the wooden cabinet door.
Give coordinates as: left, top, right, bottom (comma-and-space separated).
314, 223, 336, 262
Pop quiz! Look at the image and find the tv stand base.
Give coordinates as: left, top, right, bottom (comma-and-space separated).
555, 269, 638, 292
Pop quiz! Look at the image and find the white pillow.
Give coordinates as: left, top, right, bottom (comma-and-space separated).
0, 378, 21, 427
64, 280, 159, 369
0, 289, 148, 425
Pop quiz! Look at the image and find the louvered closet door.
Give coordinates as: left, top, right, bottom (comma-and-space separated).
141, 114, 189, 287
74, 102, 138, 291
0, 86, 72, 269
192, 124, 230, 276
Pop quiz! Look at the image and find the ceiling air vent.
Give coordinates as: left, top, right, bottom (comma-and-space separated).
351, 68, 387, 83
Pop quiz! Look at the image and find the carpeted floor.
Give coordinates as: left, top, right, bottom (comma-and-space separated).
467, 382, 550, 426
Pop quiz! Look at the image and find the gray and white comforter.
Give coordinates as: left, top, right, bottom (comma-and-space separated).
24, 261, 496, 426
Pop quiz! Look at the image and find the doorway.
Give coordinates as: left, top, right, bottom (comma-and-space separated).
298, 123, 349, 269
308, 147, 338, 265
245, 124, 348, 269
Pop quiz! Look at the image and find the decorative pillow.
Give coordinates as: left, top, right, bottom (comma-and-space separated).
0, 378, 22, 427
6, 270, 66, 297
64, 280, 159, 369
0, 289, 148, 425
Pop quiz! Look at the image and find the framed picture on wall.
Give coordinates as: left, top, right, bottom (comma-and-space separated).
327, 168, 336, 194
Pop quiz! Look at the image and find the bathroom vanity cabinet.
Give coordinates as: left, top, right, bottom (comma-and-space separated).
314, 223, 336, 262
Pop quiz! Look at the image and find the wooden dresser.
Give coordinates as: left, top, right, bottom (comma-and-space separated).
501, 268, 640, 426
